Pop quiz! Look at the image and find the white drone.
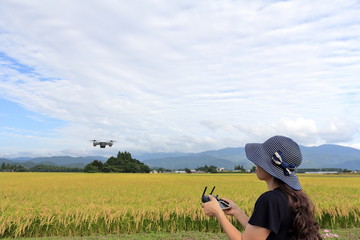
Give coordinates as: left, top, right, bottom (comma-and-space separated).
91, 140, 115, 148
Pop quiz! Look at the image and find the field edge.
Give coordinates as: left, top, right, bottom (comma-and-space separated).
11, 228, 360, 240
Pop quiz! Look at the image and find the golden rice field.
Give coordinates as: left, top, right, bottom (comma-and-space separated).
0, 172, 359, 238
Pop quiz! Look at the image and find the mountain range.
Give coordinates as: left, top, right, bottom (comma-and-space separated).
1, 144, 360, 170
0, 156, 108, 169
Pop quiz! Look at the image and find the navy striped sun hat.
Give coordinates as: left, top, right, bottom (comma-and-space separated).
245, 135, 303, 190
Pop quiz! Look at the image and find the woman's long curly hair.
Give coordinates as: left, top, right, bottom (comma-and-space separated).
275, 178, 322, 240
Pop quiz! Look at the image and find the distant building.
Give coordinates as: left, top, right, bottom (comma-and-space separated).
217, 167, 227, 172
304, 171, 339, 174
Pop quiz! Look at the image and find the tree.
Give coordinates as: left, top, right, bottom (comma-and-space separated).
1, 163, 5, 171
208, 165, 218, 173
234, 165, 246, 172
83, 164, 99, 173
83, 160, 105, 173
195, 165, 218, 173
184, 168, 192, 173
84, 151, 151, 173
92, 160, 104, 169
15, 165, 27, 172
101, 164, 117, 173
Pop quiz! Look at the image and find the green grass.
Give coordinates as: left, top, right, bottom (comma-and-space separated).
320, 228, 360, 240
8, 231, 228, 240
11, 228, 360, 240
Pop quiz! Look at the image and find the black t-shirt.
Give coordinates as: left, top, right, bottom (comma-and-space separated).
248, 188, 293, 240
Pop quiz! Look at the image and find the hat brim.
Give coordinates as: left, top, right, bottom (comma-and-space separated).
245, 143, 302, 190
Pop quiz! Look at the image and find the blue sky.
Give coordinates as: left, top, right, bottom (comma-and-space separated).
1, 0, 360, 157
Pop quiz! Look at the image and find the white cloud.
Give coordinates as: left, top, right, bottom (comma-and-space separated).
200, 117, 359, 147
0, 0, 360, 156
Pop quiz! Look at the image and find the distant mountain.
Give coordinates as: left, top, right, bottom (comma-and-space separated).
302, 144, 360, 155
139, 145, 360, 170
194, 147, 247, 162
1, 144, 359, 170
28, 156, 108, 165
141, 147, 251, 170
8, 157, 32, 162
134, 152, 192, 161
0, 156, 108, 169
333, 160, 360, 170
142, 155, 249, 170
0, 158, 14, 164
300, 144, 360, 169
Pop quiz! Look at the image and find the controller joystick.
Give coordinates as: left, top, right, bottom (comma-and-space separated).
201, 186, 231, 210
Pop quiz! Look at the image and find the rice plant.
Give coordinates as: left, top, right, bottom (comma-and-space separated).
0, 173, 359, 238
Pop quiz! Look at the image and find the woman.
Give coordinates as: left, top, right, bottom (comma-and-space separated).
202, 135, 322, 240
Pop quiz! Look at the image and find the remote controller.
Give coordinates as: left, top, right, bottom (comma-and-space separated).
201, 186, 231, 210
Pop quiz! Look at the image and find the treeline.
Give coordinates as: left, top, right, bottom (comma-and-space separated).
1, 163, 27, 172
179, 165, 255, 173
0, 163, 82, 172
84, 151, 151, 173
30, 165, 83, 172
296, 168, 352, 173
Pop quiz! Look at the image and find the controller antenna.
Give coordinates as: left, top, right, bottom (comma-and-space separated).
202, 186, 207, 196
210, 186, 215, 195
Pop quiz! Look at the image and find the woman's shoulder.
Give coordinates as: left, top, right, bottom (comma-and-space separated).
257, 188, 287, 204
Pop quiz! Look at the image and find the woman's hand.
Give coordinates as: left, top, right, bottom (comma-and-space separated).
201, 195, 224, 217
221, 198, 249, 228
221, 198, 242, 217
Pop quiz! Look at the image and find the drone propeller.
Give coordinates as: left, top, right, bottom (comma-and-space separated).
89, 140, 116, 148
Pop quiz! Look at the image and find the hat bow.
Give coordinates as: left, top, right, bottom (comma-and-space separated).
271, 150, 296, 176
